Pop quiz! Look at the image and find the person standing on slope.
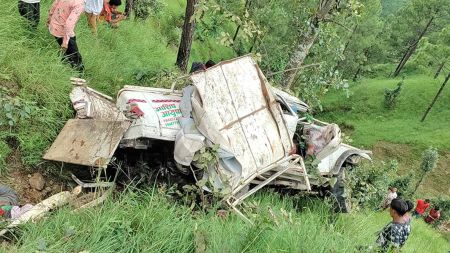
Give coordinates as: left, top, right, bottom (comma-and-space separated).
381, 187, 397, 210
18, 0, 40, 30
376, 198, 412, 251
85, 0, 103, 34
47, 0, 85, 72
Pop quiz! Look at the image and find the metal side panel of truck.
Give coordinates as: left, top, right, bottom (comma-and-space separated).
116, 86, 182, 143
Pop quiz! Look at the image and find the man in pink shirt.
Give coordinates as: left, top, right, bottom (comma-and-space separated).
47, 0, 85, 72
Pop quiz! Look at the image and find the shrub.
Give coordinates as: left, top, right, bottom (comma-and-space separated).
383, 79, 403, 109
0, 139, 10, 172
133, 0, 164, 20
346, 162, 393, 210
420, 146, 439, 173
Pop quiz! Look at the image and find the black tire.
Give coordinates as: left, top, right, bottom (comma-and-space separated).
331, 167, 351, 213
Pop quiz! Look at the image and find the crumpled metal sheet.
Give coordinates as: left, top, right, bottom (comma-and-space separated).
70, 86, 127, 121
188, 56, 294, 190
43, 119, 130, 168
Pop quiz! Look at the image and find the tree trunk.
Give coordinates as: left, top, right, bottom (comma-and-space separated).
232, 0, 252, 42
125, 0, 134, 17
353, 67, 361, 82
176, 0, 198, 73
281, 0, 338, 89
421, 71, 450, 122
413, 172, 426, 195
249, 34, 259, 52
434, 62, 445, 79
393, 16, 435, 77
333, 24, 358, 74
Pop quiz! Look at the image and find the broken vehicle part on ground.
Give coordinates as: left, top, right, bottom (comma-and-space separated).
43, 85, 130, 168
44, 55, 371, 220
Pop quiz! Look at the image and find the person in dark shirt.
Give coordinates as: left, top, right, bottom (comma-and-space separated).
376, 198, 412, 251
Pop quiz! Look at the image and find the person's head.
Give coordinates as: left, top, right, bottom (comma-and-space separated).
109, 0, 122, 8
425, 199, 431, 204
390, 198, 409, 218
434, 206, 440, 211
189, 62, 206, 73
205, 60, 216, 68
405, 200, 414, 213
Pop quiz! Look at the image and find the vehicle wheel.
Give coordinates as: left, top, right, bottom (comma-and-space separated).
331, 167, 351, 213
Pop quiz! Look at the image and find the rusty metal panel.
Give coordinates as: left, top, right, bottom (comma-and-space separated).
43, 119, 131, 168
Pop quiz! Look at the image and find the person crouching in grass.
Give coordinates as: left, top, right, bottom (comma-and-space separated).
376, 198, 412, 251
47, 0, 85, 72
101, 0, 126, 28
85, 0, 103, 34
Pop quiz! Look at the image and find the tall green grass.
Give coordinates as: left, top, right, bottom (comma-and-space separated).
318, 75, 450, 150
1, 190, 448, 252
0, 0, 234, 167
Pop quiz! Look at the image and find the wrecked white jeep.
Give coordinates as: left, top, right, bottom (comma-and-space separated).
44, 56, 370, 217
116, 56, 371, 212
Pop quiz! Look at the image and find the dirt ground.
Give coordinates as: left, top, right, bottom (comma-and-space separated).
0, 149, 68, 205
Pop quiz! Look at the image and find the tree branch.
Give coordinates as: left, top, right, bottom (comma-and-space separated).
323, 18, 353, 32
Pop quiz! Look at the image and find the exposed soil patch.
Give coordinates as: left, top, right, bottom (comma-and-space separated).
1, 149, 68, 204
372, 141, 450, 198
372, 141, 419, 173
417, 152, 450, 197
0, 80, 19, 95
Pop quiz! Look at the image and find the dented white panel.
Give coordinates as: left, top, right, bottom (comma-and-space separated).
117, 86, 182, 141
191, 56, 293, 183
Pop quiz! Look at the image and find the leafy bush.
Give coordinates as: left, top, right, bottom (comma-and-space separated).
0, 139, 10, 172
133, 0, 165, 20
383, 79, 403, 109
390, 172, 415, 198
346, 162, 393, 210
0, 87, 35, 128
420, 146, 439, 173
347, 159, 416, 210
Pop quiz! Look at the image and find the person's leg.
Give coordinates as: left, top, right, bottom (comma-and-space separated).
30, 2, 40, 29
66, 37, 84, 72
86, 13, 98, 34
18, 1, 26, 17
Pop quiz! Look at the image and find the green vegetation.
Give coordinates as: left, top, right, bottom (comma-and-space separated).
0, 0, 449, 252
0, 1, 234, 167
1, 190, 448, 253
318, 75, 450, 150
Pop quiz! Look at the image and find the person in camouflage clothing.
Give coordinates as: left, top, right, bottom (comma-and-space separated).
376, 198, 412, 251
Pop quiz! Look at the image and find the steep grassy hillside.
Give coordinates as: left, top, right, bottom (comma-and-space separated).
1, 190, 448, 253
318, 75, 450, 197
319, 75, 450, 150
0, 1, 235, 169
0, 1, 448, 252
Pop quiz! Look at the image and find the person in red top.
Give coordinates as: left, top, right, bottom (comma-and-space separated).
413, 199, 430, 217
424, 207, 441, 224
100, 0, 126, 27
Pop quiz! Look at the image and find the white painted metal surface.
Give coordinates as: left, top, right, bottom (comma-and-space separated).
190, 56, 294, 185
117, 86, 182, 141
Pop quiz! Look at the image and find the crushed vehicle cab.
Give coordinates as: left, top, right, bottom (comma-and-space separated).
44, 56, 371, 219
